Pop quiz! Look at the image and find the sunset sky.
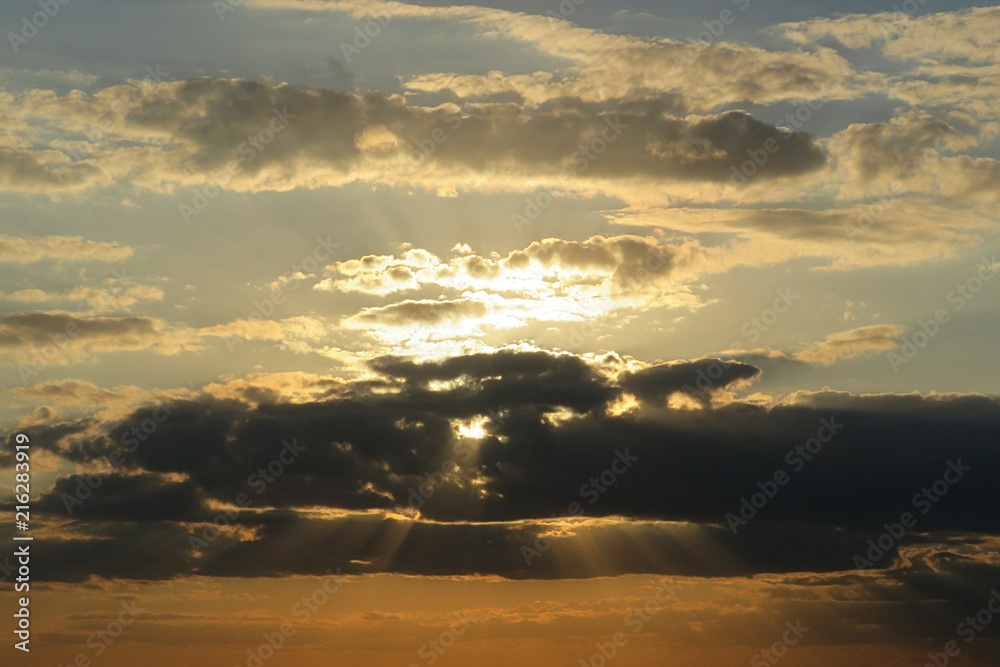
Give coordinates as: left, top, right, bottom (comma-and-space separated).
2, 0, 1000, 665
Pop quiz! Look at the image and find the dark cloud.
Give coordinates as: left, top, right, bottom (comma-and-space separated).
0, 312, 155, 348
620, 358, 761, 405
34, 473, 211, 522
7, 350, 1000, 581
0, 312, 196, 361
370, 349, 616, 414
118, 79, 825, 185
351, 298, 487, 326
371, 349, 600, 386
191, 515, 897, 581
0, 521, 193, 583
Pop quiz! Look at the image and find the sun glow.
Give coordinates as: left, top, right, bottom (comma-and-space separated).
455, 415, 489, 440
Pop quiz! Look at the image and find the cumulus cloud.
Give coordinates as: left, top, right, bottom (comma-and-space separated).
831, 112, 977, 185
825, 112, 1000, 209
316, 235, 720, 353
321, 235, 706, 297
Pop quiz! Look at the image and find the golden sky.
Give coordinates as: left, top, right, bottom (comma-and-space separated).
2, 0, 1000, 665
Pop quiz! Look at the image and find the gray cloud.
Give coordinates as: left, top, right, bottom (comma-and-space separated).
8, 79, 826, 195
0, 312, 199, 364
7, 350, 997, 583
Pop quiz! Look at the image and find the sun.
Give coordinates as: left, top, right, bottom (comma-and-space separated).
455, 415, 489, 440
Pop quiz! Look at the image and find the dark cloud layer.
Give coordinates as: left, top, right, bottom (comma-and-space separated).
113, 78, 826, 185
8, 350, 999, 582
0, 312, 195, 364
0, 514, 914, 581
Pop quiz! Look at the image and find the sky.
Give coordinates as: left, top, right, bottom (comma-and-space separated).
1, 0, 999, 665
